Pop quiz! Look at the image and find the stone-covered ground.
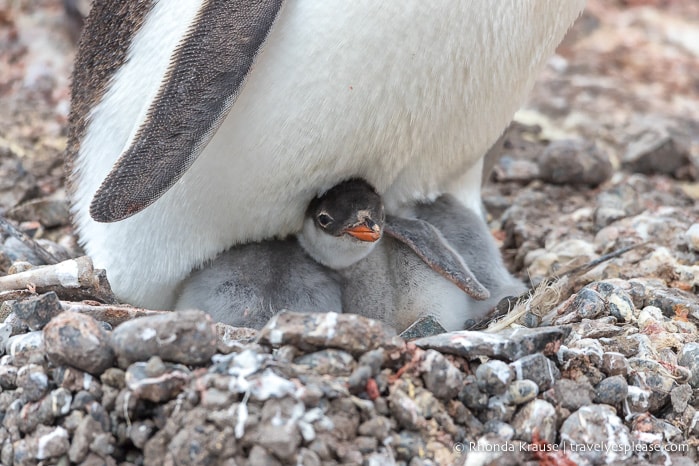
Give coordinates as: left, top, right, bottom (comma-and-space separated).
0, 0, 698, 465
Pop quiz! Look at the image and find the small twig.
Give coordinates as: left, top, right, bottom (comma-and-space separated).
0, 256, 117, 303
59, 301, 168, 327
556, 241, 650, 279
0, 216, 59, 265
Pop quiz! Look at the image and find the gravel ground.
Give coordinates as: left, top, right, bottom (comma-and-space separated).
0, 1, 698, 465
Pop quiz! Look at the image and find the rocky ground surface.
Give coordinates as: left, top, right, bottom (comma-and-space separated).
0, 0, 698, 465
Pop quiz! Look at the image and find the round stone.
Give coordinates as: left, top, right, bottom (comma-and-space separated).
685, 223, 699, 252
594, 375, 629, 406
43, 312, 114, 375
476, 360, 514, 396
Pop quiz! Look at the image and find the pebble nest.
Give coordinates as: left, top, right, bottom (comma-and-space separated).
0, 1, 698, 465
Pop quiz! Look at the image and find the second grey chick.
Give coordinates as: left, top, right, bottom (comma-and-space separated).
413, 195, 526, 324
174, 179, 385, 328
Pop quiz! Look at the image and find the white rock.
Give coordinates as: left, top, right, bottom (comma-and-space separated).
686, 223, 699, 252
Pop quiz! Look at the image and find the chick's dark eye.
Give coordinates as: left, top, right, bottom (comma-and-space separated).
317, 213, 333, 228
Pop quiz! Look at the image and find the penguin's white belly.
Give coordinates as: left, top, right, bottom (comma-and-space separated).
74, 0, 585, 308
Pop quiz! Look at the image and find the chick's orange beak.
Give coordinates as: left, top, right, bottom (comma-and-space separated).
345, 224, 381, 242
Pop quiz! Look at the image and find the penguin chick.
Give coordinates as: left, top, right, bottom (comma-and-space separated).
339, 196, 523, 333
175, 179, 384, 328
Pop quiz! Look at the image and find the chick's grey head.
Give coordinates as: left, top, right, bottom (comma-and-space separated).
299, 179, 384, 269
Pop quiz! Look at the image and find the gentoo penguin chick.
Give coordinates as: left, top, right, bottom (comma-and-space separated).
340, 196, 524, 333
176, 179, 489, 329
174, 179, 385, 329
67, 1, 586, 309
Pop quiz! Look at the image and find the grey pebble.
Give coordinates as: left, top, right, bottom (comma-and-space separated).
414, 326, 570, 361
476, 360, 513, 396
7, 199, 71, 228
110, 310, 217, 367
0, 441, 11, 466
483, 396, 516, 423
398, 315, 447, 340
594, 184, 641, 228
538, 139, 612, 187
100, 367, 125, 389
588, 281, 636, 323
249, 445, 282, 466
510, 353, 560, 391
70, 391, 96, 411
307, 434, 333, 460
125, 358, 191, 403
89, 432, 115, 458
628, 358, 674, 411
686, 223, 699, 252
54, 367, 102, 403
34, 425, 70, 460
294, 349, 356, 377
11, 292, 63, 331
61, 410, 84, 433
389, 388, 424, 431
573, 317, 624, 340
645, 288, 699, 322
6, 331, 45, 366
358, 348, 385, 376
594, 375, 628, 406
295, 448, 322, 466
168, 424, 222, 465
557, 345, 605, 386
15, 364, 49, 403
601, 352, 629, 377
0, 322, 11, 355
506, 379, 538, 405
258, 311, 394, 356
622, 117, 690, 176
670, 384, 693, 413
492, 155, 541, 182
678, 342, 699, 388
392, 431, 427, 461
567, 287, 606, 320
358, 416, 392, 440
546, 378, 594, 411
632, 413, 683, 445
43, 311, 114, 375
483, 420, 515, 440
365, 450, 397, 466
3, 312, 29, 338
354, 435, 379, 453
459, 375, 488, 411
0, 364, 18, 389
20, 386, 71, 433
420, 349, 463, 401
511, 399, 557, 444
200, 388, 236, 410
252, 422, 302, 459
625, 385, 652, 416
560, 405, 633, 465
348, 365, 372, 395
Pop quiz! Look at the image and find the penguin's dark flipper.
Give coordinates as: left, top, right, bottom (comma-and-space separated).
384, 215, 490, 300
88, 0, 283, 223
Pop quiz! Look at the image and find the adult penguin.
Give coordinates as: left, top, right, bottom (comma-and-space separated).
66, 1, 585, 308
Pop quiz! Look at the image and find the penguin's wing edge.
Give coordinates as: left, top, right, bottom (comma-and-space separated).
89, 0, 284, 223
384, 215, 490, 301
